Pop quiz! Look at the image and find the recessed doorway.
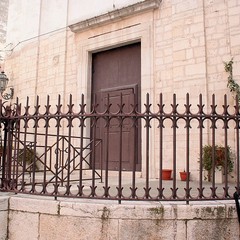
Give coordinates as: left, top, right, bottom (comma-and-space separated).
91, 43, 141, 171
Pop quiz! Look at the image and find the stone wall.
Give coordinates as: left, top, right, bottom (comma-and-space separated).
3, 0, 240, 179
5, 0, 240, 103
0, 195, 239, 240
0, 196, 8, 240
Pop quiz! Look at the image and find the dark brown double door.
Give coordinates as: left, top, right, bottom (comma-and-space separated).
92, 43, 141, 171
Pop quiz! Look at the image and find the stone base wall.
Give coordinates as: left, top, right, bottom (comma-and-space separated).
0, 195, 239, 240
0, 196, 8, 240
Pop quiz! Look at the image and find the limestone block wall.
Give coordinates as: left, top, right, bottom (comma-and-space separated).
0, 196, 8, 240
5, 0, 240, 105
3, 0, 240, 179
0, 195, 239, 240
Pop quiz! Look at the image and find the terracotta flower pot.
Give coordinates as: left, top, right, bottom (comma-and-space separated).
162, 169, 172, 180
179, 171, 190, 181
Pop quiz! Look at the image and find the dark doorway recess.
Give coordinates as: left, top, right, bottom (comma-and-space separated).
92, 42, 141, 171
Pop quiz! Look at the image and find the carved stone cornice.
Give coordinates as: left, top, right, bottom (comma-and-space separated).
69, 0, 161, 33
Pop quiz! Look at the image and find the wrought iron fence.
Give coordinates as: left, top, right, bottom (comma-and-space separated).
0, 93, 239, 202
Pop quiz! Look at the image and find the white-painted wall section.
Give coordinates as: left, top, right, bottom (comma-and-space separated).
6, 0, 146, 44
68, 0, 146, 24
6, 0, 41, 45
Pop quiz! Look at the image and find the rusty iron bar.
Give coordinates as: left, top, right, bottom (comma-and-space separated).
198, 94, 204, 199
235, 97, 240, 195
158, 93, 164, 200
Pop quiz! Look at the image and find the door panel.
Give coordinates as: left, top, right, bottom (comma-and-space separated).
102, 88, 135, 170
92, 43, 141, 171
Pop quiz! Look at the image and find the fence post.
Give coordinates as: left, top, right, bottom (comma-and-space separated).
1, 119, 10, 189
234, 192, 240, 223
0, 105, 16, 190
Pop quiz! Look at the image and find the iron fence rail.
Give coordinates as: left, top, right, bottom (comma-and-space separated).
0, 93, 239, 202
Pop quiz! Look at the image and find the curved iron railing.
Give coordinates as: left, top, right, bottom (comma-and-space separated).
0, 93, 239, 202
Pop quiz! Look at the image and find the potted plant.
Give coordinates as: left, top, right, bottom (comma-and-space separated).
162, 169, 172, 180
179, 170, 190, 181
202, 145, 234, 182
17, 147, 39, 171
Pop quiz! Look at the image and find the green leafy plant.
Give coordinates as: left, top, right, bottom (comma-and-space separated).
224, 58, 240, 104
202, 145, 234, 181
18, 147, 39, 170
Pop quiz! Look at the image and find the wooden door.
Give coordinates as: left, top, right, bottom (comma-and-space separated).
92, 43, 141, 171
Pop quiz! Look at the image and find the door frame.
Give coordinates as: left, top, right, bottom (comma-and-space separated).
77, 21, 156, 177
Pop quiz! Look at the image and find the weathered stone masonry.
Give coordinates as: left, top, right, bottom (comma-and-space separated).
0, 195, 239, 240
